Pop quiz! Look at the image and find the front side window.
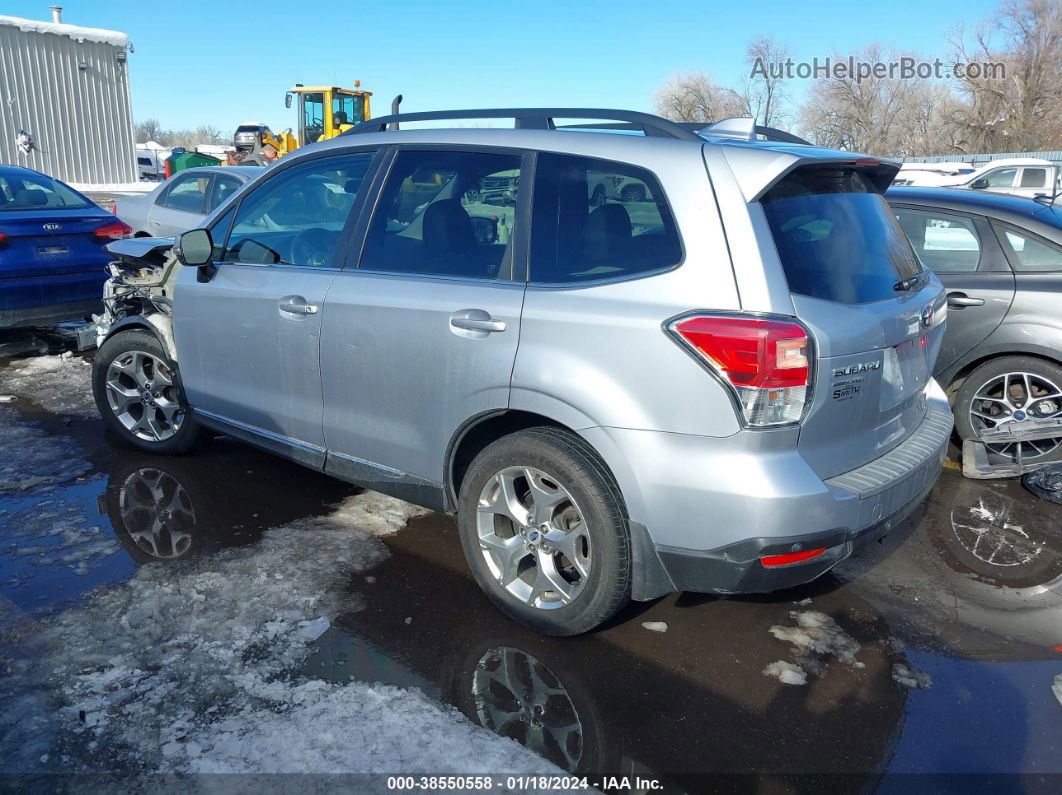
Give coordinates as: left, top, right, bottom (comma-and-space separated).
530, 153, 681, 283
982, 168, 1017, 188
893, 208, 982, 273
1019, 168, 1048, 189
161, 174, 209, 213
0, 172, 89, 211
222, 152, 375, 268
997, 224, 1062, 272
360, 149, 523, 280
302, 93, 325, 144
762, 167, 921, 304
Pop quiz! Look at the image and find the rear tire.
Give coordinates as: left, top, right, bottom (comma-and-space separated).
953, 355, 1062, 463
457, 427, 631, 636
93, 329, 200, 455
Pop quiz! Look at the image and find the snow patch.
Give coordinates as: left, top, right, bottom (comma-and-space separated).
327, 491, 430, 536
0, 14, 129, 47
892, 663, 933, 690
641, 621, 668, 633
0, 353, 95, 416
1053, 674, 1062, 708
0, 494, 558, 775
767, 610, 864, 678
0, 395, 14, 402
763, 661, 808, 686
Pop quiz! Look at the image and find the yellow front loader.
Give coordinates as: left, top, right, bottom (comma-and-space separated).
244, 82, 379, 159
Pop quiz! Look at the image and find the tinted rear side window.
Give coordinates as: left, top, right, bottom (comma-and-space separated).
530, 153, 681, 284
761, 167, 921, 304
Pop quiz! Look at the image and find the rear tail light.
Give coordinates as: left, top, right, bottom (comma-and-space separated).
760, 547, 827, 567
0, 231, 8, 248
668, 315, 812, 427
93, 220, 131, 240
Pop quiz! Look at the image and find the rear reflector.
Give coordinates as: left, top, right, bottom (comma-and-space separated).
760, 547, 827, 567
93, 220, 132, 240
0, 231, 7, 248
668, 315, 812, 426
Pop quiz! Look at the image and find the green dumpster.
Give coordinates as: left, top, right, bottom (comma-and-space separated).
165, 149, 221, 176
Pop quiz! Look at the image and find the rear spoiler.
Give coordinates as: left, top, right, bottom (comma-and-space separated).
716, 144, 901, 202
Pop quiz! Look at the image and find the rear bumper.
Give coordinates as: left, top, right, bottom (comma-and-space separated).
581, 379, 953, 598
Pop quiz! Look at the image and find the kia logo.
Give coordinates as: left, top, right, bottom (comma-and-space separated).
920, 304, 934, 329
43, 223, 62, 232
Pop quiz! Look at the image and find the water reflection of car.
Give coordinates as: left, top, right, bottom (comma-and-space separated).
315, 521, 908, 787
103, 442, 354, 565
840, 471, 1062, 660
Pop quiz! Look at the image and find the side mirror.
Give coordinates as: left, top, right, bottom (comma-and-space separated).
470, 216, 498, 245
285, 92, 293, 109
173, 228, 213, 266
970, 178, 989, 190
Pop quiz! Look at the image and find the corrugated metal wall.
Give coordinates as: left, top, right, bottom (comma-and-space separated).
902, 151, 1062, 168
0, 24, 136, 184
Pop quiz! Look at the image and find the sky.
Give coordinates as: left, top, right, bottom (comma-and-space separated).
4, 0, 1003, 136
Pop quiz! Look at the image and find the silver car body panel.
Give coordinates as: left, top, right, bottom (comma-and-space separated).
109, 122, 953, 595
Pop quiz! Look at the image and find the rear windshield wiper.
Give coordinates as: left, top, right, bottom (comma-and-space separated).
894, 271, 928, 292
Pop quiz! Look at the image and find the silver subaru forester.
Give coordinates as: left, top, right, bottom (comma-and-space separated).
92, 109, 953, 635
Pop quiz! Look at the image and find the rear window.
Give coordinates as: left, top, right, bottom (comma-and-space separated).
761, 167, 921, 304
530, 153, 682, 284
0, 173, 90, 211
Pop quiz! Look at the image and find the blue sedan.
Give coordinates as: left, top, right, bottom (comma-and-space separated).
0, 165, 130, 328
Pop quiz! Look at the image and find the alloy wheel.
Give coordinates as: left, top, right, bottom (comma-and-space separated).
471, 646, 583, 772
968, 371, 1062, 461
118, 467, 196, 560
105, 351, 184, 442
476, 466, 591, 609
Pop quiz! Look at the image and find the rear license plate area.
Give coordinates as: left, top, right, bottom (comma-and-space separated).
37, 245, 69, 255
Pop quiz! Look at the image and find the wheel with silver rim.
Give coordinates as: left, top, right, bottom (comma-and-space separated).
118, 467, 196, 561
93, 330, 200, 454
954, 356, 1062, 464
476, 466, 592, 609
457, 427, 631, 636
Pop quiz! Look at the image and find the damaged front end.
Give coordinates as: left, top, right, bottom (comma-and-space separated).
93, 238, 182, 351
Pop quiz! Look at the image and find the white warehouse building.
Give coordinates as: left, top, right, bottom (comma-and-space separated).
0, 7, 136, 185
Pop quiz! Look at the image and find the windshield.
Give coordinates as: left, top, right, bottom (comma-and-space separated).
761, 167, 922, 304
0, 172, 90, 211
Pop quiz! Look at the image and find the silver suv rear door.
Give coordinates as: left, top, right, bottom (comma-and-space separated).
320, 147, 529, 495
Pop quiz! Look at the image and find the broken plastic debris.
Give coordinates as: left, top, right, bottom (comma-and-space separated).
892, 663, 933, 689
641, 621, 668, 633
296, 617, 330, 642
763, 660, 807, 686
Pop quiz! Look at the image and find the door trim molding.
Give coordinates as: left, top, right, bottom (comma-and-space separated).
194, 409, 326, 469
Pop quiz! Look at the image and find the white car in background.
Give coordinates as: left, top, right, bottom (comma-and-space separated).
895, 158, 1060, 200
115, 166, 262, 237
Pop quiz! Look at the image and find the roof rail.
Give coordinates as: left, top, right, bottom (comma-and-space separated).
344, 108, 702, 141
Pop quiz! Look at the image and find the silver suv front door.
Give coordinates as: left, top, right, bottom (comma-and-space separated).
173, 151, 378, 462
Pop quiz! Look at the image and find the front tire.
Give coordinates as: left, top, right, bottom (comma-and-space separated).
93, 329, 200, 454
457, 427, 631, 636
953, 355, 1062, 464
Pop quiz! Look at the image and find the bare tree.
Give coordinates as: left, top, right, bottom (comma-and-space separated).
652, 71, 744, 123
134, 118, 164, 143
950, 0, 1062, 151
798, 45, 959, 155
737, 36, 792, 128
